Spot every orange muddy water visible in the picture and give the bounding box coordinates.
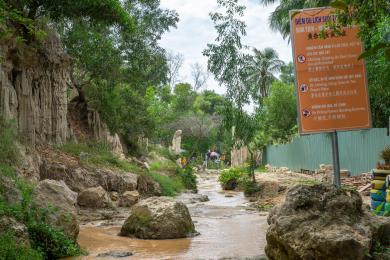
[73,171,268,260]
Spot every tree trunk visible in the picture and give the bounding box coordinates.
[248,148,256,183]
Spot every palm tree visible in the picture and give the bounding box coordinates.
[259,0,331,40]
[247,48,284,101]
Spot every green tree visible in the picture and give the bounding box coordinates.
[247,47,284,101]
[280,62,295,85]
[259,0,331,40]
[193,90,226,115]
[203,0,251,108]
[263,81,298,142]
[172,83,197,113]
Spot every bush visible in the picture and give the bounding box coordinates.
[239,176,261,197]
[177,166,197,191]
[0,232,42,260]
[27,221,83,259]
[218,167,246,190]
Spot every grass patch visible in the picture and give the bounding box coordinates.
[149,172,184,197]
[57,142,145,174]
[149,161,177,173]
[255,165,268,173]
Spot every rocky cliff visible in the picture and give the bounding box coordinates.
[0,30,71,145]
[0,30,125,157]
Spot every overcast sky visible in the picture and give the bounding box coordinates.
[159,0,292,94]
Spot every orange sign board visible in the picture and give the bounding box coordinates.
[290,7,371,134]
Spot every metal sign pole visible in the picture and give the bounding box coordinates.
[331,131,341,188]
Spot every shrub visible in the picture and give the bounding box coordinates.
[177,166,197,191]
[239,176,262,197]
[27,221,83,259]
[218,167,246,190]
[0,232,42,260]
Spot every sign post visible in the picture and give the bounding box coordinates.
[331,131,341,187]
[290,7,372,188]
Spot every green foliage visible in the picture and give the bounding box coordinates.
[0,232,42,260]
[218,167,246,188]
[246,47,284,101]
[149,161,177,173]
[27,221,82,259]
[239,176,262,197]
[371,242,390,260]
[57,142,145,174]
[0,173,82,259]
[203,0,251,107]
[176,166,197,190]
[280,62,295,85]
[149,172,184,197]
[263,81,298,142]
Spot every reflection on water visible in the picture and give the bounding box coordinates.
[73,172,268,260]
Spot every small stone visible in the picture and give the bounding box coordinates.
[225,194,234,198]
[110,192,119,201]
[97,251,133,258]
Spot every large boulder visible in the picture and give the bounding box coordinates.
[77,186,113,208]
[120,197,196,239]
[40,161,138,193]
[119,191,140,207]
[33,179,79,240]
[265,184,390,260]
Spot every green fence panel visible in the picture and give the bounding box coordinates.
[265,128,390,176]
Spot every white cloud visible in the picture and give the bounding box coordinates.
[160,0,291,94]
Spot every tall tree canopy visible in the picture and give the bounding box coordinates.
[247,47,284,102]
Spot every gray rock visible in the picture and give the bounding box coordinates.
[97,251,133,258]
[40,161,138,193]
[119,191,140,207]
[120,196,196,239]
[265,184,390,260]
[33,179,79,240]
[77,186,113,208]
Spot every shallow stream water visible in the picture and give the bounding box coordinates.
[73,171,268,260]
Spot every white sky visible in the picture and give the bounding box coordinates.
[160,0,292,94]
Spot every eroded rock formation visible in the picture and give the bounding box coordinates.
[0,31,71,145]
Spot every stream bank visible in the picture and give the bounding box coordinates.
[72,170,268,260]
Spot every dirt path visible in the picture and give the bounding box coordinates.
[72,171,268,260]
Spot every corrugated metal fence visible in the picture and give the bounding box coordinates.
[264,128,390,176]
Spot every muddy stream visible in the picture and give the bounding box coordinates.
[73,171,268,259]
